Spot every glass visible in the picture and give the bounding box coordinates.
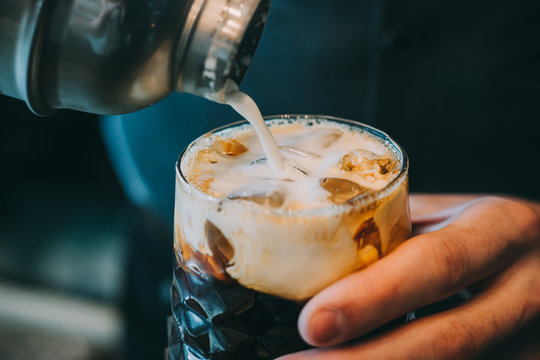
[166,115,411,360]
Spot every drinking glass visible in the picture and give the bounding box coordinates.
[166,115,410,360]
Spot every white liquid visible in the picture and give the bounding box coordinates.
[225,90,284,172]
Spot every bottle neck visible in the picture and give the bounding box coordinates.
[174,0,270,103]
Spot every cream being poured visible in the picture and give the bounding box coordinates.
[225,85,284,173]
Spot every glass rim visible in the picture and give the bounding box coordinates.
[176,114,409,217]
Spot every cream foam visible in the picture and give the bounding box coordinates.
[182,118,400,210]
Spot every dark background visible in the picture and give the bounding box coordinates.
[0,0,539,359]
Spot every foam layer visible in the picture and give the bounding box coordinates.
[182,118,400,210]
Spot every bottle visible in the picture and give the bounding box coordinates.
[0,0,270,115]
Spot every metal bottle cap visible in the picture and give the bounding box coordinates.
[175,0,269,103]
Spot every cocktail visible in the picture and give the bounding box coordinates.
[167,115,410,359]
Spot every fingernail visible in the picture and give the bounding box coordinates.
[307,308,344,344]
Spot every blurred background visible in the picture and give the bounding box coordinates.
[0,0,539,359]
[0,101,127,359]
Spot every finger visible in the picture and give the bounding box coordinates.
[297,197,534,347]
[410,195,481,235]
[411,202,469,235]
[410,193,480,221]
[279,257,536,360]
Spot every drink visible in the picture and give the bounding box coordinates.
[167,115,410,359]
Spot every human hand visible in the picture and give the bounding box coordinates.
[277,195,540,359]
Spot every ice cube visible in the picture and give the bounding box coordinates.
[206,221,235,268]
[179,230,230,281]
[196,149,221,165]
[228,185,285,208]
[249,158,309,177]
[387,220,411,254]
[353,218,381,255]
[341,149,396,175]
[319,177,370,204]
[279,146,320,160]
[376,158,394,175]
[249,157,267,166]
[289,163,309,176]
[213,138,248,156]
[282,129,343,151]
[314,129,343,148]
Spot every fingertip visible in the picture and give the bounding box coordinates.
[298,305,344,346]
[297,304,309,342]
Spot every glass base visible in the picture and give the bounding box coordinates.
[166,264,308,359]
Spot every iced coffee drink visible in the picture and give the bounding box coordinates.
[167,115,410,360]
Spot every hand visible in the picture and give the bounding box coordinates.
[277,195,540,360]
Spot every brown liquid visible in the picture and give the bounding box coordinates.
[168,210,410,359]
